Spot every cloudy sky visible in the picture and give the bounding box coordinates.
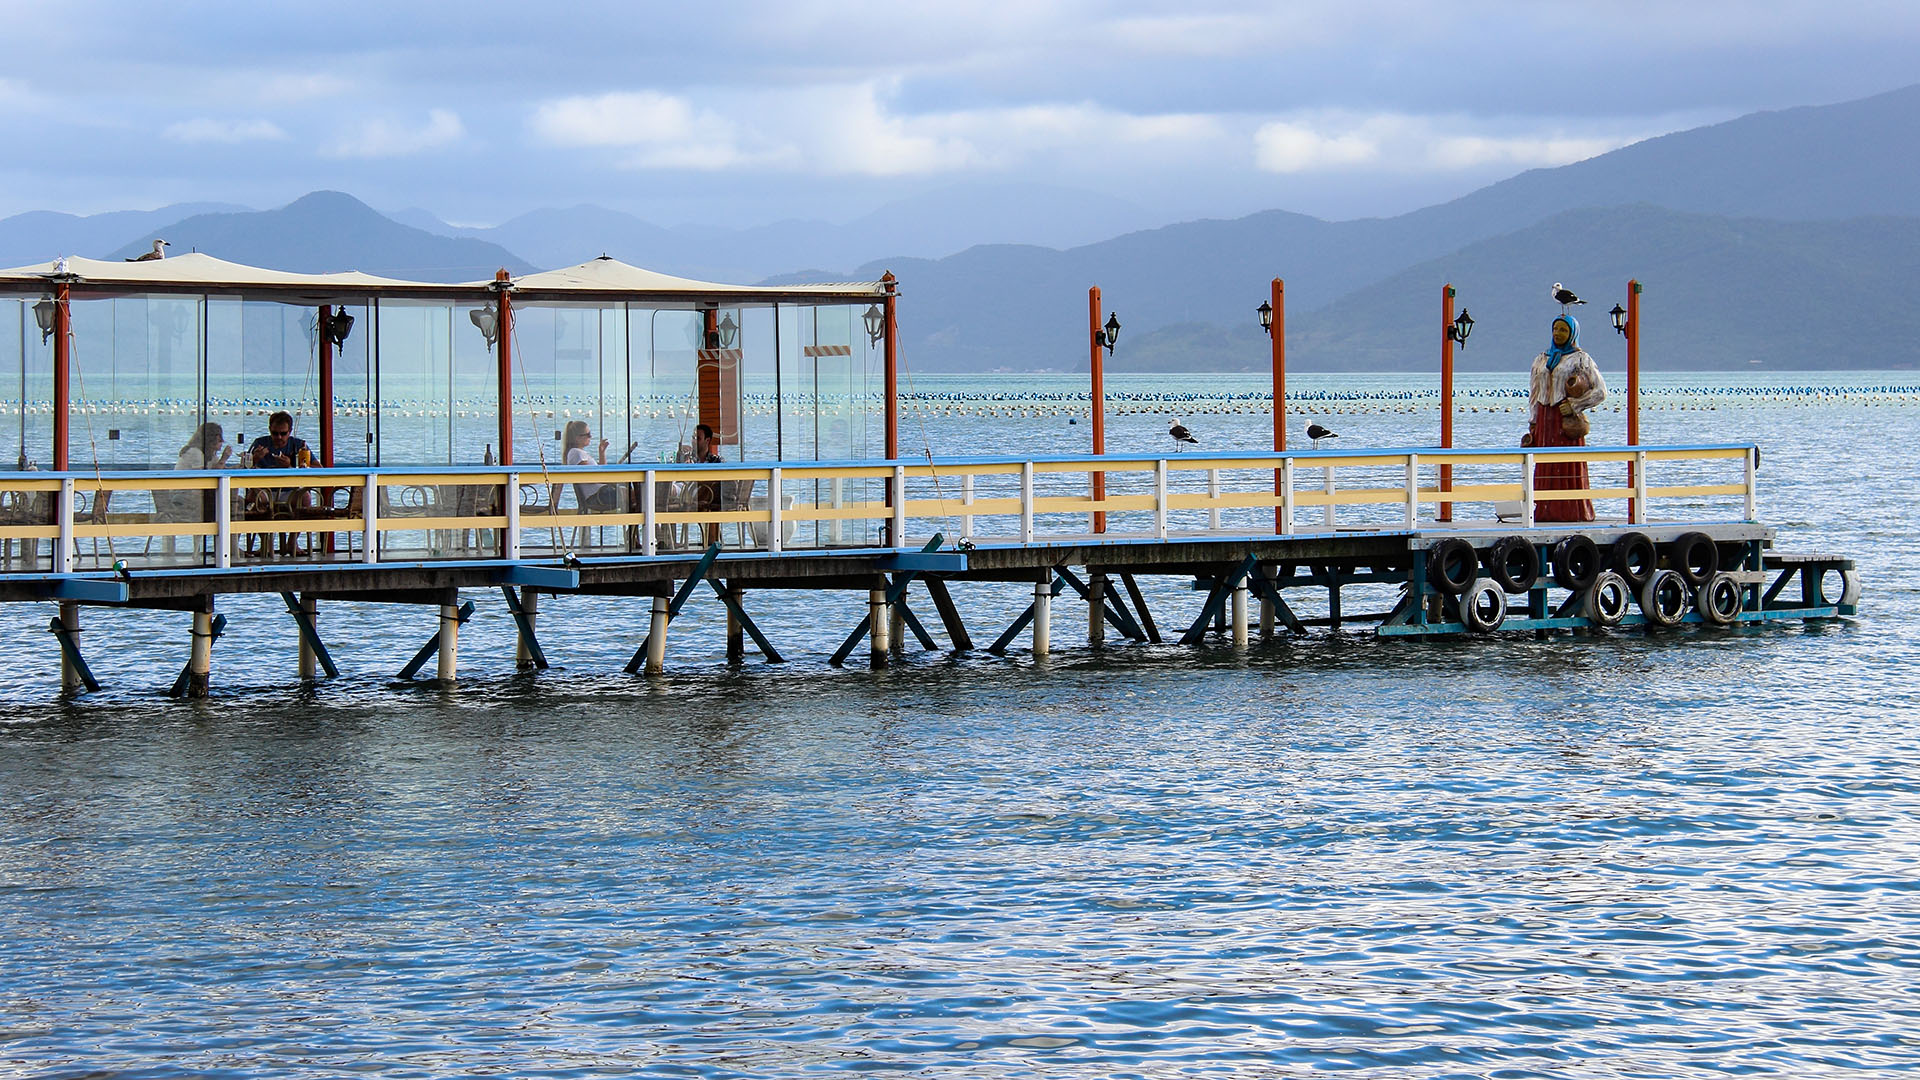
[1,0,1914,228]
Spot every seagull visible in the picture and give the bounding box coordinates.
[1307,423,1338,449]
[1168,419,1199,450]
[128,239,168,262]
[1550,282,1585,308]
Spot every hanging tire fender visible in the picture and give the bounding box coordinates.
[1584,569,1631,627]
[1610,531,1656,589]
[1484,535,1540,594]
[1460,578,1507,633]
[1669,531,1717,587]
[1426,538,1477,596]
[1639,568,1689,628]
[1696,572,1743,626]
[1552,534,1601,591]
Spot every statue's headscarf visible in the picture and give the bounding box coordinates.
[1546,313,1580,372]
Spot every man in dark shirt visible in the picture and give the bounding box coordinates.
[247,411,312,555]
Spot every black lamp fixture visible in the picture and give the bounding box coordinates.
[1609,302,1628,337]
[863,304,884,345]
[1097,312,1120,354]
[469,305,498,347]
[1256,299,1274,337]
[33,298,57,343]
[326,308,355,348]
[716,312,739,349]
[1447,307,1474,348]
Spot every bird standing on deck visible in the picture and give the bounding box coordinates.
[1550,282,1585,309]
[128,239,168,262]
[1168,419,1198,450]
[1307,423,1338,449]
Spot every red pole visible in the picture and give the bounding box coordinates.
[52,280,70,471]
[882,272,899,461]
[1271,277,1285,532]
[318,305,335,467]
[1627,278,1641,520]
[1440,283,1455,521]
[1089,285,1106,534]
[495,270,514,466]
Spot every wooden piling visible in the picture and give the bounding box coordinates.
[645,595,668,675]
[436,601,459,682]
[1089,572,1107,645]
[1258,565,1277,639]
[515,589,539,669]
[1232,574,1250,647]
[726,582,745,663]
[297,594,318,680]
[1032,577,1051,656]
[868,587,890,667]
[58,602,81,691]
[188,608,213,698]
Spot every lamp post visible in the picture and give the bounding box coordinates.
[492,269,515,465]
[1439,286,1473,521]
[51,279,71,470]
[1622,281,1642,518]
[1260,278,1284,532]
[1088,288,1119,533]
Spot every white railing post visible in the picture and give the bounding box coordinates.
[1323,459,1336,529]
[1280,458,1295,535]
[56,478,74,574]
[1744,447,1757,521]
[1633,450,1649,525]
[362,473,379,564]
[504,472,522,560]
[1020,461,1035,544]
[960,473,974,542]
[1405,452,1419,530]
[214,474,232,569]
[641,469,657,556]
[892,464,907,548]
[767,466,782,553]
[1154,459,1169,539]
[1206,467,1220,531]
[1521,453,1536,529]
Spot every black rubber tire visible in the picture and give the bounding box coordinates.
[1551,534,1601,591]
[1640,568,1689,628]
[1696,572,1743,626]
[1426,538,1477,596]
[1610,531,1657,590]
[1584,570,1631,627]
[1484,536,1540,594]
[1460,578,1507,633]
[1669,531,1717,588]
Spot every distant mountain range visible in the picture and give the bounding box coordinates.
[3,82,1916,370]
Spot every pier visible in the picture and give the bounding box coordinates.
[0,442,1857,694]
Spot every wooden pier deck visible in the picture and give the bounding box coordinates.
[0,443,1859,694]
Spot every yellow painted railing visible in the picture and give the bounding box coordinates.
[0,443,1757,572]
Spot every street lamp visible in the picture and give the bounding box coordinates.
[327,309,355,348]
[863,304,884,346]
[1609,303,1628,337]
[1257,299,1274,336]
[1097,312,1120,354]
[33,299,57,344]
[468,305,498,347]
[716,312,738,348]
[1447,308,1474,348]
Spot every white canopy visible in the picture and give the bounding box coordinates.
[0,252,889,306]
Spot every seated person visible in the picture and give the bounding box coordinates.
[246,410,313,555]
[563,419,620,511]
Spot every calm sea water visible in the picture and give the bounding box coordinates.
[3,372,1917,1077]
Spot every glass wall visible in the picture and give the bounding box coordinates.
[205,298,319,469]
[67,295,207,470]
[631,308,701,466]
[0,298,55,470]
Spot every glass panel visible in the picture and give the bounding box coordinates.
[330,303,373,467]
[0,299,55,471]
[632,308,700,465]
[205,299,321,469]
[68,295,208,471]
[374,300,454,466]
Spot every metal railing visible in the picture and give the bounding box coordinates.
[0,443,1758,573]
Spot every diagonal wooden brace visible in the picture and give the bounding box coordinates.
[280,591,340,677]
[499,586,548,670]
[398,601,473,680]
[624,542,722,673]
[706,580,785,663]
[46,615,101,693]
[987,574,1066,655]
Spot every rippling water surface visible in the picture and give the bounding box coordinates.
[3,374,1918,1077]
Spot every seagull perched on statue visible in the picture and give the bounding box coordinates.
[1168,419,1199,450]
[128,239,168,262]
[1307,423,1338,449]
[1550,282,1585,309]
